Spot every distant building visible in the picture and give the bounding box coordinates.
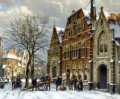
[47,25,62,78]
[3,48,28,79]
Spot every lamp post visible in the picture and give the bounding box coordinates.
[12,67,13,90]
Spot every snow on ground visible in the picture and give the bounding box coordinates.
[0,80,120,99]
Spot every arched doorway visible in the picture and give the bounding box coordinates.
[99,65,107,89]
[53,67,57,78]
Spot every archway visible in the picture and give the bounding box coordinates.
[99,65,107,89]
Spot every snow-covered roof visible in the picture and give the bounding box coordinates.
[115,40,120,46]
[2,65,6,69]
[56,27,64,33]
[104,11,119,20]
[118,60,120,64]
[3,54,18,60]
[110,59,115,63]
[4,50,24,61]
[0,77,5,83]
[83,10,90,17]
[109,23,120,38]
[103,11,120,38]
[18,62,21,66]
[58,60,61,63]
[56,27,64,43]
[88,60,93,63]
[18,57,22,61]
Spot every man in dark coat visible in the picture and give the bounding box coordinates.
[80,78,83,91]
[69,77,74,90]
[46,75,51,90]
[56,76,62,91]
[16,75,21,87]
[74,76,77,90]
[32,78,37,91]
[78,76,83,91]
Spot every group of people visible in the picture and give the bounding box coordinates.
[32,76,51,91]
[12,75,22,89]
[32,75,83,91]
[69,76,83,91]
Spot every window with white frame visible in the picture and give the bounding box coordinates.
[77,20,81,34]
[81,42,87,58]
[71,43,78,58]
[66,45,70,59]
[68,25,72,37]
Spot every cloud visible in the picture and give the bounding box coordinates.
[0,6,32,29]
[97,0,120,12]
[0,0,15,7]
[19,0,88,27]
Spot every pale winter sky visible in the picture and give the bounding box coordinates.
[0,0,120,61]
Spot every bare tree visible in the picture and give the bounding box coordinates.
[7,14,49,87]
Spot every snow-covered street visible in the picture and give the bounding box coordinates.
[0,81,120,99]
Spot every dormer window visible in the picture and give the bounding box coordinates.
[77,20,81,35]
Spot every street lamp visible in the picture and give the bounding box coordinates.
[12,67,13,81]
[12,67,13,90]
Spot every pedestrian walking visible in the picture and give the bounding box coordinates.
[74,76,77,90]
[32,78,37,91]
[56,76,62,91]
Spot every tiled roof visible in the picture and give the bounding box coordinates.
[7,50,16,55]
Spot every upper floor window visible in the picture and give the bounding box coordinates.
[66,45,70,59]
[83,18,85,31]
[81,42,87,58]
[68,26,72,37]
[98,33,107,56]
[77,20,81,34]
[71,43,78,58]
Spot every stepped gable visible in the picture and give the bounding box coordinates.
[50,25,60,44]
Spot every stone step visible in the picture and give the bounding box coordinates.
[96,89,107,93]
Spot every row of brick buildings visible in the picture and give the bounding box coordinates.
[47,1,120,94]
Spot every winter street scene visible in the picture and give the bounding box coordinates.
[0,0,120,99]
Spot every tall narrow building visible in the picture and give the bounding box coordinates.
[62,8,94,89]
[93,7,120,94]
[47,25,62,78]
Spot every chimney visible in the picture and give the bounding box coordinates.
[14,48,16,53]
[90,0,96,20]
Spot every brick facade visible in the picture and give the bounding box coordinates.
[62,9,94,88]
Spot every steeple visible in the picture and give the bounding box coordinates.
[51,24,60,44]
